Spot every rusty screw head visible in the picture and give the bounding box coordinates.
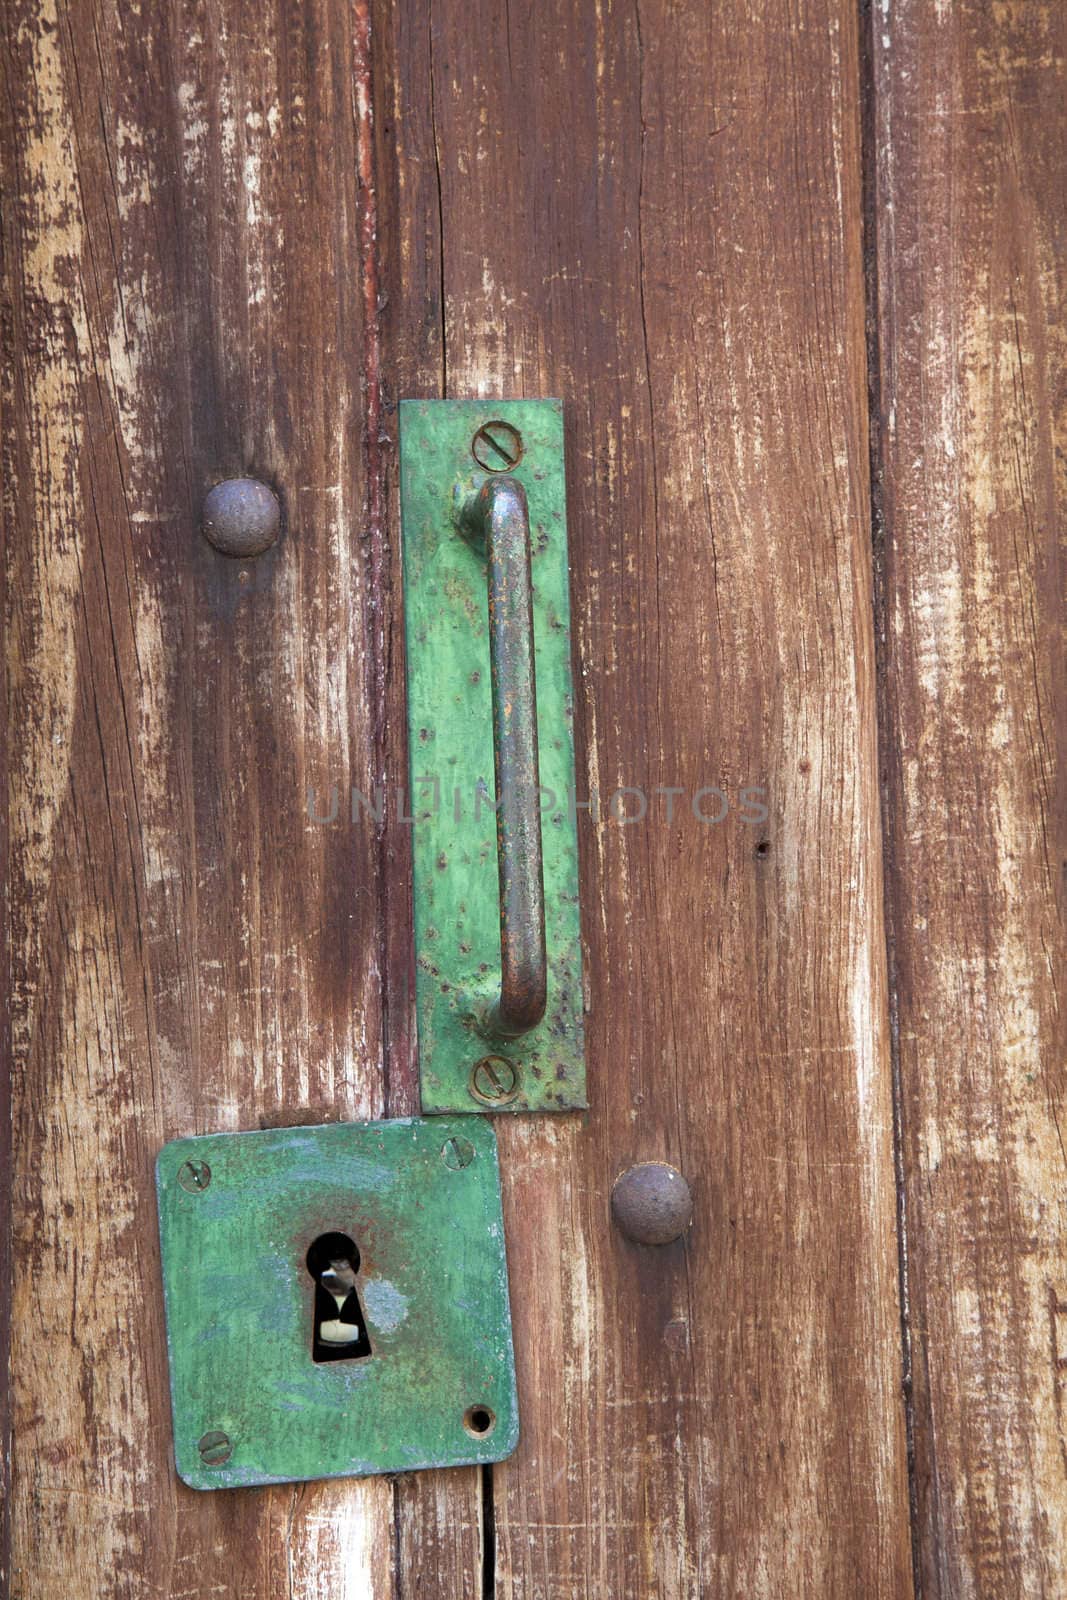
[441,1135,476,1170]
[177,1159,211,1193]
[197,1430,232,1466]
[201,477,281,557]
[611,1162,693,1245]
[469,1055,520,1106]
[471,420,523,472]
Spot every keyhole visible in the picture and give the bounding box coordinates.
[306,1232,373,1363]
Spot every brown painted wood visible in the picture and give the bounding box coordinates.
[1,294,10,1594]
[1,0,402,1593]
[366,2,489,1587]
[374,0,914,1593]
[13,0,1061,1592]
[869,2,1067,1594]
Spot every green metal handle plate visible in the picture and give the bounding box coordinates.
[400,399,586,1114]
[157,1117,518,1488]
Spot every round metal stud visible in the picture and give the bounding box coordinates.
[201,477,281,557]
[611,1162,693,1245]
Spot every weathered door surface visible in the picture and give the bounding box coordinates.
[2,0,1062,1594]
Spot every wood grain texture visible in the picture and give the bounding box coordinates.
[12,0,1061,1591]
[870,1,1067,1594]
[2,0,401,1592]
[375,0,913,1593]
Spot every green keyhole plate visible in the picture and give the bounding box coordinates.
[157,1117,518,1488]
[400,399,586,1114]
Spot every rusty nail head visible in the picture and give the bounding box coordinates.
[611,1162,693,1245]
[201,477,281,557]
[198,1430,232,1466]
[469,1055,520,1105]
[178,1159,211,1193]
[472,420,523,472]
[442,1135,476,1169]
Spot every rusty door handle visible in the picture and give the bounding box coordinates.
[459,476,547,1037]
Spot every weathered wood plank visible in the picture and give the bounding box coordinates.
[369,2,488,1586]
[870,2,1067,1594]
[2,0,400,1592]
[376,0,913,1593]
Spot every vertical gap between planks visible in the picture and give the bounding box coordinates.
[480,1463,496,1598]
[857,1,922,1594]
[352,3,409,1588]
[351,0,392,1108]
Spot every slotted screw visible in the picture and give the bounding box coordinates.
[178,1159,212,1193]
[442,1135,476,1169]
[197,1430,232,1466]
[471,420,523,472]
[469,1055,520,1106]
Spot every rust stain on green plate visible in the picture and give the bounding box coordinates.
[399,399,586,1114]
[157,1117,518,1488]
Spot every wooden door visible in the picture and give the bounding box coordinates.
[2,0,1062,1595]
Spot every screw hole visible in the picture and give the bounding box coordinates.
[463,1405,496,1438]
[755,839,771,859]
